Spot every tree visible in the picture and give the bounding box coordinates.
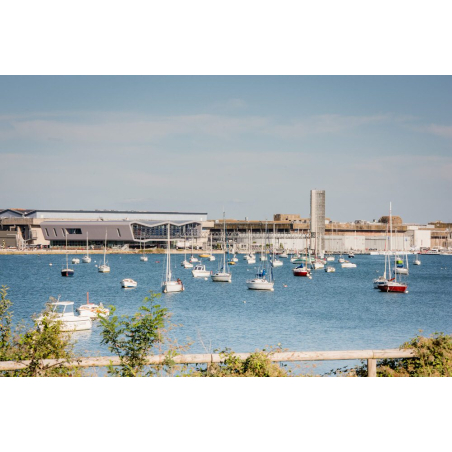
[99,291,172,377]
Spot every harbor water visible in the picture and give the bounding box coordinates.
[1,253,451,375]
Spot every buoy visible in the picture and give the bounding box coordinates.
[49,263,52,266]
[204,277,208,280]
[283,284,287,287]
[243,301,246,303]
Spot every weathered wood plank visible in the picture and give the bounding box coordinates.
[0,349,416,372]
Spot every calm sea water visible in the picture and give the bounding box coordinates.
[1,253,451,374]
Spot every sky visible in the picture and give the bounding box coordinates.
[1,75,451,223]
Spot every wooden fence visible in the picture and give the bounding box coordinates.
[0,348,416,376]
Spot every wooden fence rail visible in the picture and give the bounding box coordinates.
[0,349,416,376]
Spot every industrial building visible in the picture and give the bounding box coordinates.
[310,189,326,253]
[0,209,208,249]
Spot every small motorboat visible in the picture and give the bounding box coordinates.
[121,278,137,288]
[208,255,216,261]
[247,257,256,264]
[326,256,335,262]
[325,266,336,273]
[348,253,355,258]
[36,299,92,332]
[199,253,210,258]
[140,255,148,262]
[228,260,236,265]
[341,261,357,268]
[192,264,211,278]
[232,255,238,262]
[72,258,80,264]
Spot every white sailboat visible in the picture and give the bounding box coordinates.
[77,292,109,318]
[271,225,283,267]
[413,253,421,265]
[181,234,193,268]
[98,230,110,273]
[82,232,91,263]
[162,225,184,293]
[247,223,275,291]
[189,229,198,263]
[212,211,232,282]
[208,234,216,261]
[140,240,148,262]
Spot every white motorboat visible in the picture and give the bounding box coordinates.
[232,255,238,262]
[326,256,335,262]
[140,255,148,262]
[247,257,256,264]
[162,227,184,293]
[325,266,336,273]
[341,261,357,268]
[82,232,91,263]
[279,252,288,258]
[192,263,211,278]
[348,252,355,258]
[72,258,80,264]
[98,230,110,273]
[77,293,109,318]
[211,211,232,283]
[394,267,409,275]
[121,278,138,288]
[36,300,92,332]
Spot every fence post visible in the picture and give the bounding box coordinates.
[367,358,377,377]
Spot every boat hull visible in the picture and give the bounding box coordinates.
[82,256,91,263]
[192,270,211,278]
[293,268,310,277]
[246,279,274,290]
[378,283,408,293]
[61,269,74,277]
[211,273,232,282]
[162,281,184,293]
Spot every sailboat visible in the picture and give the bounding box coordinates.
[208,234,216,261]
[61,232,74,277]
[293,238,312,277]
[270,224,283,267]
[247,223,275,290]
[413,253,421,265]
[82,232,91,263]
[374,224,389,289]
[162,225,184,293]
[189,229,199,263]
[212,211,232,282]
[376,203,408,293]
[98,230,110,273]
[77,292,109,318]
[394,232,408,274]
[140,240,148,262]
[181,234,193,268]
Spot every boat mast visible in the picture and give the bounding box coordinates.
[167,224,170,282]
[66,231,68,268]
[86,232,89,256]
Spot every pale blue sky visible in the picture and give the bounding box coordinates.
[1,76,451,222]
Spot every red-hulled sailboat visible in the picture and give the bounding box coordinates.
[378,278,408,293]
[293,265,311,277]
